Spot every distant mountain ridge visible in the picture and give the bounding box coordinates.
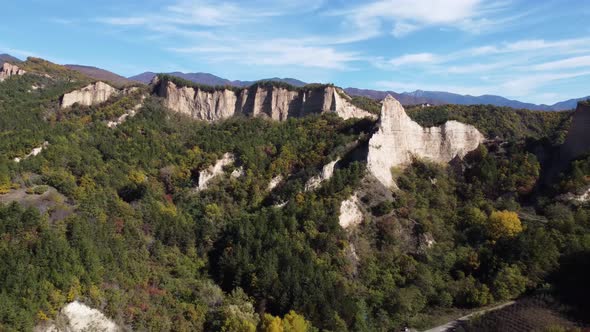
[0,54,22,64]
[0,52,585,111]
[344,88,588,111]
[64,64,133,87]
[128,71,306,88]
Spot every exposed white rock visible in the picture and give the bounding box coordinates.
[231,166,244,178]
[38,301,119,332]
[332,88,377,120]
[305,158,340,191]
[107,101,143,128]
[559,187,590,203]
[197,153,235,191]
[156,80,376,122]
[339,194,363,229]
[0,62,26,82]
[367,95,484,188]
[273,201,288,208]
[13,141,49,163]
[577,189,590,202]
[268,175,284,191]
[60,82,119,108]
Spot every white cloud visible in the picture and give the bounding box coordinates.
[171,40,360,70]
[388,53,438,66]
[532,55,590,71]
[391,22,419,37]
[100,0,325,27]
[334,0,511,39]
[498,71,590,96]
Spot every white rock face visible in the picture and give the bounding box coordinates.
[0,62,26,82]
[367,95,484,188]
[305,158,340,191]
[156,80,376,122]
[60,82,119,108]
[332,88,377,120]
[267,175,284,191]
[197,153,235,190]
[339,195,363,229]
[13,141,49,163]
[39,301,119,332]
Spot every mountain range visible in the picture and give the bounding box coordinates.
[1,53,586,111]
[128,71,307,88]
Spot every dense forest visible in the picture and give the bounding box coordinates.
[0,59,588,331]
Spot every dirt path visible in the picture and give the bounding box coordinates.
[421,301,516,332]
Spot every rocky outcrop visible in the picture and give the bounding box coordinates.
[268,175,283,191]
[367,95,484,188]
[0,62,25,81]
[36,301,119,332]
[107,97,145,128]
[60,81,119,108]
[13,141,49,163]
[339,194,363,229]
[197,153,235,191]
[305,158,340,191]
[154,79,376,122]
[560,101,590,164]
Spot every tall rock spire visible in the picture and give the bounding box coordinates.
[367,95,485,188]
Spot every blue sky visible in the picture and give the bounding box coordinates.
[2,0,590,104]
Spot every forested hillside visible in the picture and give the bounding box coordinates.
[0,59,588,331]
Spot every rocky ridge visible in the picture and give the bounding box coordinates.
[367,95,484,188]
[0,62,26,82]
[154,78,376,122]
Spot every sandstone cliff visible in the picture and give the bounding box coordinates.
[367,95,484,188]
[154,78,376,122]
[560,101,590,164]
[0,62,26,82]
[60,81,119,108]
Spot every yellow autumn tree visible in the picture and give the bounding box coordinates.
[259,311,311,332]
[283,311,311,332]
[488,210,523,240]
[260,313,283,332]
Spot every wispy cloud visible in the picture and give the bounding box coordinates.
[170,40,361,70]
[99,0,324,27]
[532,55,590,71]
[333,0,513,38]
[387,53,439,67]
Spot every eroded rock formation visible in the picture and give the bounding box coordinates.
[268,175,283,191]
[197,153,235,191]
[367,95,484,188]
[339,194,363,229]
[560,101,590,164]
[60,81,119,108]
[154,79,376,122]
[305,158,340,191]
[0,62,26,81]
[13,141,49,163]
[37,301,119,332]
